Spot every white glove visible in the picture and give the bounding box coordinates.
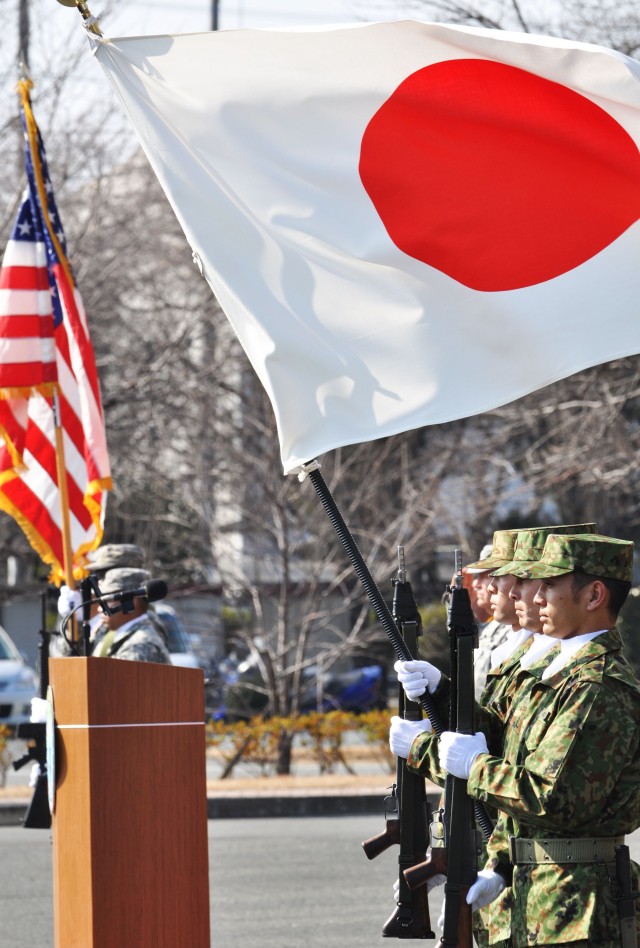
[30,696,48,723]
[28,762,42,788]
[425,871,446,893]
[439,730,489,779]
[389,715,433,758]
[466,869,506,911]
[437,867,506,929]
[394,659,442,700]
[393,869,446,901]
[57,584,82,618]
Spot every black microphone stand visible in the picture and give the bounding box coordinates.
[80,575,97,656]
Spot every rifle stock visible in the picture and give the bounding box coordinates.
[382,865,432,939]
[435,886,473,948]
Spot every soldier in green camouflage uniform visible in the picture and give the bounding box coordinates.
[394,525,598,779]
[437,534,640,947]
[482,524,596,724]
[395,526,597,945]
[90,567,171,664]
[394,530,537,811]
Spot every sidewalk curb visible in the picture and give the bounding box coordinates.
[0,791,442,825]
[0,801,31,827]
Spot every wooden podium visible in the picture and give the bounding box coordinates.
[49,657,210,948]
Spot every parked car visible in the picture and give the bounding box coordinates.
[214,652,386,721]
[152,604,201,670]
[0,625,38,729]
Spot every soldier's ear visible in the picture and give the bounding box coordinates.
[585,580,607,612]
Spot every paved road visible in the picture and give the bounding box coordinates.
[0,814,440,948]
[2,817,639,947]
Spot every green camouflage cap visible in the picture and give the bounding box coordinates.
[466,543,494,574]
[515,534,634,582]
[466,527,534,571]
[491,523,597,577]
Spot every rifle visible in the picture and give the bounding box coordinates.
[13,589,52,829]
[304,466,493,943]
[433,553,478,947]
[362,547,434,939]
[401,557,497,947]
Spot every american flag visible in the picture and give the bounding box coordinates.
[0,81,111,583]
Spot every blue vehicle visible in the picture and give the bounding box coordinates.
[210,654,386,721]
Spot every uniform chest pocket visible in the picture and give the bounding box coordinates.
[523,708,554,754]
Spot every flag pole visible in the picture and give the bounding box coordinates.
[52,392,76,593]
[17,78,78,622]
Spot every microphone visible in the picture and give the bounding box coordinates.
[61,579,169,647]
[99,579,168,605]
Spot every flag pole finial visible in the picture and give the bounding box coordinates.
[17,60,31,83]
[56,0,102,37]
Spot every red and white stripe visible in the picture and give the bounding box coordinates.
[0,229,56,393]
[0,211,111,581]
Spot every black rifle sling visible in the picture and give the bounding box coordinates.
[441,580,477,947]
[396,614,428,925]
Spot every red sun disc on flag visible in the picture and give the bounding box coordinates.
[359,59,640,292]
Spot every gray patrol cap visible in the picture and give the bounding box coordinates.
[88,544,146,575]
[99,567,151,596]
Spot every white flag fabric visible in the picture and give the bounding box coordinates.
[93,21,640,473]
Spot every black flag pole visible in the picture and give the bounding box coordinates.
[300,459,446,730]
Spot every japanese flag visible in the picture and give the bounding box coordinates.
[94,21,640,472]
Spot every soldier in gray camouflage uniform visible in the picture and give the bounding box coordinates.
[90,567,171,664]
[53,543,156,657]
